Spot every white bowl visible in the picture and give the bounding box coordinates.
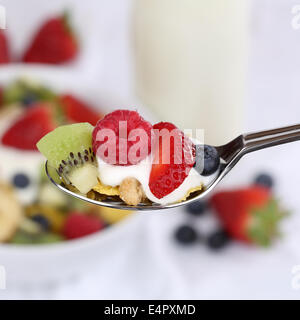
[0,65,144,286]
[0,215,142,287]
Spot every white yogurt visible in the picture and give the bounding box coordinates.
[97,152,217,205]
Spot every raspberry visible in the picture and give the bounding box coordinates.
[149,122,195,199]
[92,109,152,166]
[63,212,104,240]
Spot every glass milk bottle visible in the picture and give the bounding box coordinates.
[133,0,248,145]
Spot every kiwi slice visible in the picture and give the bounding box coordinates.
[37,123,99,194]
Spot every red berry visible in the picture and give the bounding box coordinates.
[63,212,104,240]
[1,103,56,150]
[92,109,152,166]
[60,94,102,126]
[0,30,10,64]
[210,187,286,246]
[149,122,195,199]
[22,14,78,64]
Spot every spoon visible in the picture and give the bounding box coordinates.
[45,123,300,211]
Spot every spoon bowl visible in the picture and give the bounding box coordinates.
[45,160,222,211]
[45,124,300,211]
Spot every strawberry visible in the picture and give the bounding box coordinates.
[60,94,102,126]
[0,30,10,64]
[149,122,195,199]
[22,12,78,64]
[210,187,287,246]
[1,103,56,150]
[63,212,104,240]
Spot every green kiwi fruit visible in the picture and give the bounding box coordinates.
[37,122,99,194]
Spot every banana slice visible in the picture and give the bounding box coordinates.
[0,183,23,242]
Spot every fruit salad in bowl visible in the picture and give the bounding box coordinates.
[37,109,221,207]
[0,78,134,246]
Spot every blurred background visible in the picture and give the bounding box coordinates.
[0,0,300,299]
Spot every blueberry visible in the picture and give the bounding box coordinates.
[174,225,198,245]
[12,173,30,189]
[194,145,220,176]
[254,173,274,189]
[186,200,208,216]
[31,214,50,231]
[22,92,38,106]
[206,230,230,251]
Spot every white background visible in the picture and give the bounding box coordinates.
[1,0,300,299]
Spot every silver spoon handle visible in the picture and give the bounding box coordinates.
[243,123,300,153]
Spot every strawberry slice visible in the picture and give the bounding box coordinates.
[1,103,56,150]
[60,94,102,126]
[210,187,287,246]
[0,30,10,64]
[149,122,195,199]
[22,12,78,64]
